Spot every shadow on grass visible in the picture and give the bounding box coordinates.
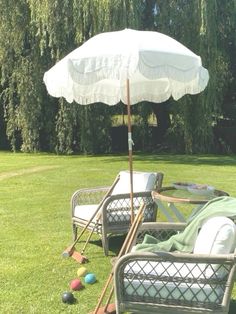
[90,153,236,167]
[88,234,127,256]
[108,234,127,255]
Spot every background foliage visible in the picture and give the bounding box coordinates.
[0,0,236,154]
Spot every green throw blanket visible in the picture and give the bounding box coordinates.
[134,196,236,253]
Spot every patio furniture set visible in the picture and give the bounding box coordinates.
[67,171,236,314]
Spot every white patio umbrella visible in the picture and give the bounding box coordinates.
[43,28,209,222]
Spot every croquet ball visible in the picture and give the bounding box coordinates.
[61,291,75,304]
[70,278,83,291]
[77,266,87,277]
[84,273,96,284]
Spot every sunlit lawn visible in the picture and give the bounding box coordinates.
[1,151,236,313]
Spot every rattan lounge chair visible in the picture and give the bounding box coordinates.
[114,215,236,314]
[71,170,164,255]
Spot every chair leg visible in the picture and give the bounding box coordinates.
[102,233,109,256]
[72,223,78,241]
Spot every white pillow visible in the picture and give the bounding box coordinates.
[194,216,236,254]
[111,171,157,195]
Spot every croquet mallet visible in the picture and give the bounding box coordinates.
[91,202,145,314]
[62,174,120,263]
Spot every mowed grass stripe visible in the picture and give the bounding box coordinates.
[0,165,59,181]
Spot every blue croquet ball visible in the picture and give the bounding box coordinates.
[84,273,96,284]
[61,291,75,304]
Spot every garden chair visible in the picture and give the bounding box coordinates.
[114,197,236,314]
[71,170,164,256]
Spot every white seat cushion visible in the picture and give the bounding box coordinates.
[194,216,236,254]
[111,171,157,195]
[74,204,141,223]
[193,216,236,278]
[124,278,223,304]
[124,260,223,303]
[74,204,99,222]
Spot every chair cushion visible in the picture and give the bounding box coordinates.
[74,204,100,222]
[124,259,224,304]
[111,171,157,195]
[193,216,236,254]
[124,280,222,304]
[74,204,141,223]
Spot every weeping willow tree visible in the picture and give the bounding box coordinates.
[215,0,236,128]
[169,0,219,153]
[0,0,43,151]
[28,0,144,154]
[155,0,233,153]
[0,0,144,153]
[0,1,235,153]
[189,0,218,153]
[185,0,233,153]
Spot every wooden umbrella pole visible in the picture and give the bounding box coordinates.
[92,203,145,314]
[126,78,134,224]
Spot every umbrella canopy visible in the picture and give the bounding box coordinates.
[43,28,209,106]
[43,28,209,222]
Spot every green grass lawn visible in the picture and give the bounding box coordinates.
[1,151,236,313]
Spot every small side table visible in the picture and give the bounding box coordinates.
[152,186,229,222]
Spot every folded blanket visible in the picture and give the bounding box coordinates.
[134,196,236,253]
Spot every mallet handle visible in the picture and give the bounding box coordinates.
[63,174,120,256]
[93,203,145,314]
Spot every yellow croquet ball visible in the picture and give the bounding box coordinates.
[77,266,87,277]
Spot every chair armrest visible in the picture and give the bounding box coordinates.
[116,250,236,266]
[130,221,186,248]
[71,186,110,214]
[102,191,154,203]
[101,191,157,226]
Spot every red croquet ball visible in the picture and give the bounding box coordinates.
[70,278,83,291]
